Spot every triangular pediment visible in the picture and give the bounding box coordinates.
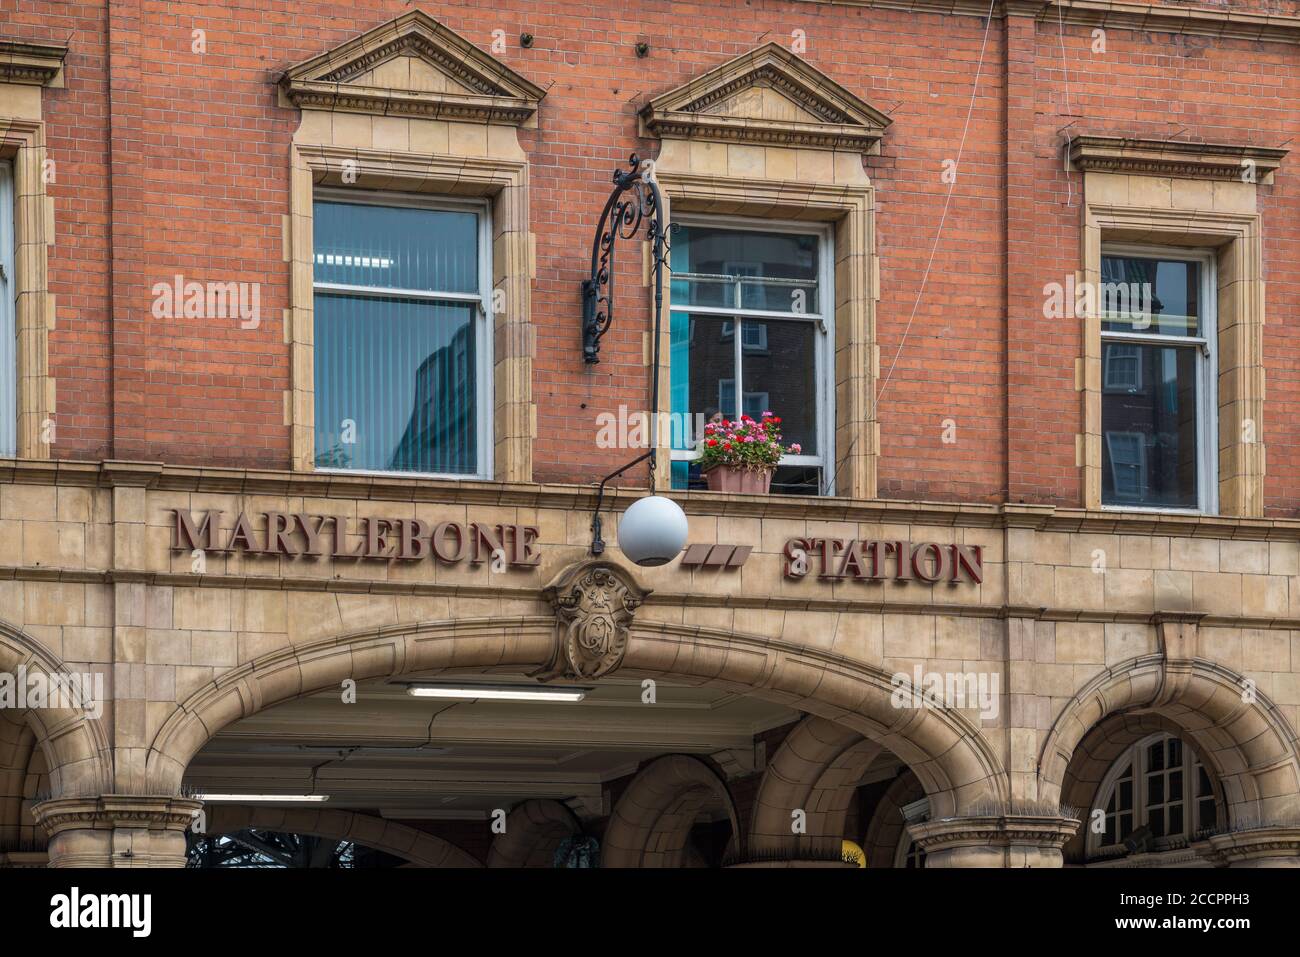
[281,11,545,125]
[640,43,890,152]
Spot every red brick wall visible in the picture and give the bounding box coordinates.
[8,0,1300,512]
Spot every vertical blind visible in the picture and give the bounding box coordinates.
[312,199,481,475]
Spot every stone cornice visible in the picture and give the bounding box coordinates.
[794,1,1300,45]
[9,457,1300,541]
[909,813,1082,850]
[0,39,67,87]
[283,81,538,125]
[280,10,545,126]
[640,42,891,152]
[1199,825,1300,865]
[1068,134,1288,183]
[31,795,203,835]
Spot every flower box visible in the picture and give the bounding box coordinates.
[696,411,800,494]
[704,465,773,494]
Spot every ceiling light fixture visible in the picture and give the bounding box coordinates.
[194,793,329,803]
[405,684,589,702]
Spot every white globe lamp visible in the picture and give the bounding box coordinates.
[617,495,688,567]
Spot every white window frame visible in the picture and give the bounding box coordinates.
[669,215,835,492]
[1102,343,1142,392]
[1100,244,1217,515]
[0,162,14,457]
[1086,732,1223,861]
[1104,430,1147,502]
[310,188,494,481]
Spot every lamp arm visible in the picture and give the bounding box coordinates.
[589,449,653,556]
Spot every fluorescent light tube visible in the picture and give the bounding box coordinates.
[194,794,329,803]
[405,684,587,702]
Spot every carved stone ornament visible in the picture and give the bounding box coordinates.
[279,10,545,125]
[542,561,649,679]
[0,40,67,87]
[1067,134,1288,184]
[31,795,203,836]
[639,41,891,152]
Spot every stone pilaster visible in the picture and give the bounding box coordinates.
[908,813,1080,868]
[31,795,202,868]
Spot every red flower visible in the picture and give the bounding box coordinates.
[707,438,718,447]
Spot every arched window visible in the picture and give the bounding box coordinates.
[894,837,926,869]
[1088,733,1222,859]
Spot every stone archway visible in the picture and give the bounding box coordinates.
[0,711,36,848]
[146,615,1007,817]
[863,771,926,868]
[0,620,112,801]
[202,805,480,867]
[487,799,582,868]
[1039,653,1300,832]
[602,754,739,868]
[117,559,1012,868]
[748,715,882,861]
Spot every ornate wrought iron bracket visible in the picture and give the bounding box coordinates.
[581,155,675,555]
[581,154,671,365]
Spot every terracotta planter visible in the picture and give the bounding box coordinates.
[704,466,773,494]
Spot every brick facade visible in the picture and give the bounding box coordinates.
[3,0,1294,508]
[4,1,1300,871]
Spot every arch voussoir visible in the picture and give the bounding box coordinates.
[1040,656,1300,829]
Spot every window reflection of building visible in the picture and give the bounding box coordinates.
[388,321,476,473]
[1099,249,1211,511]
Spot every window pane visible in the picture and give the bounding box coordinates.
[1119,779,1132,809]
[740,319,817,456]
[1101,255,1201,336]
[1102,344,1199,508]
[771,465,822,496]
[1148,741,1165,771]
[313,201,478,293]
[1149,808,1165,838]
[1168,804,1183,836]
[1198,766,1212,798]
[1200,798,1217,831]
[1168,738,1182,767]
[314,293,477,474]
[676,315,736,421]
[673,226,819,314]
[1147,774,1164,805]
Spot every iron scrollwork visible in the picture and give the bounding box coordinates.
[581,154,672,364]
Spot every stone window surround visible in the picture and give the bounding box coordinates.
[0,40,64,462]
[640,42,887,499]
[281,11,541,483]
[652,168,878,498]
[1074,140,1274,518]
[287,141,533,482]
